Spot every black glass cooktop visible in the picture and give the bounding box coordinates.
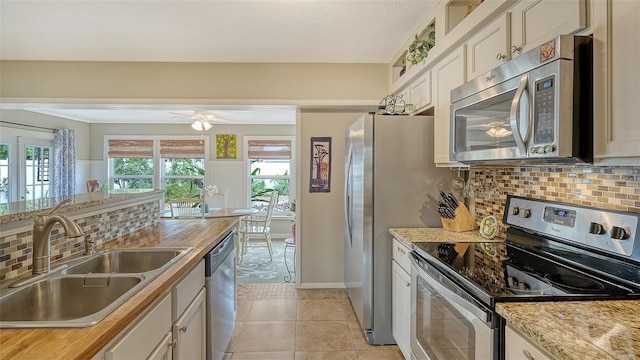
[412,236,640,307]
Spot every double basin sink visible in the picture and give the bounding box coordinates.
[0,247,192,328]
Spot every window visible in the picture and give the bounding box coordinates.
[0,144,10,211]
[246,137,295,212]
[106,137,207,204]
[25,144,51,201]
[160,139,205,201]
[108,139,154,191]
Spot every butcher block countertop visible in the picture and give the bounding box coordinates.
[497,300,640,360]
[389,227,504,245]
[0,218,238,360]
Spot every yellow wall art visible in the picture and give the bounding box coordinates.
[216,134,237,159]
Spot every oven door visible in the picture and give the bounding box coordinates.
[451,73,531,163]
[410,254,497,360]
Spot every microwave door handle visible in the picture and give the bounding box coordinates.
[509,74,529,156]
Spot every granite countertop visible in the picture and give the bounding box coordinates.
[0,190,164,224]
[389,227,504,244]
[0,218,238,360]
[497,300,640,360]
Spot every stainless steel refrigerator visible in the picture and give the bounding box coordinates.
[344,114,454,345]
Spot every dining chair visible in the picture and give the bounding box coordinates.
[208,187,228,211]
[169,197,205,218]
[238,191,279,262]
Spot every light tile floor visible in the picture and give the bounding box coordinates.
[225,283,404,360]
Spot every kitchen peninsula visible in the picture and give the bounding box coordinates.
[0,217,237,359]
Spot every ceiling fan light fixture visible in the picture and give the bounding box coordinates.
[191,119,212,131]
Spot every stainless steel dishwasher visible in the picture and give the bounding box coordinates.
[204,230,236,360]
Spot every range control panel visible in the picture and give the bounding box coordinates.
[504,196,639,259]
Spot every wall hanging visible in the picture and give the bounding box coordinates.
[309,137,331,193]
[216,134,237,159]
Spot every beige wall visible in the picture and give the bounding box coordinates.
[298,110,361,286]
[0,109,91,160]
[0,61,388,101]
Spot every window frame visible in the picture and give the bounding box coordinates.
[104,135,209,197]
[244,136,295,215]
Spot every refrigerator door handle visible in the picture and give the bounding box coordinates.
[344,146,353,246]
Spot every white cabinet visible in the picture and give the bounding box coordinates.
[173,288,207,360]
[592,0,640,164]
[410,70,432,111]
[105,294,172,360]
[505,325,555,360]
[466,14,510,80]
[147,332,174,360]
[391,238,412,360]
[509,0,586,57]
[172,260,206,360]
[433,46,466,167]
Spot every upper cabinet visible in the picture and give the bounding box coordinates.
[465,14,510,80]
[509,0,587,57]
[592,0,640,164]
[433,46,466,167]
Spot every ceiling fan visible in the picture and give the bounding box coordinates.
[169,110,229,131]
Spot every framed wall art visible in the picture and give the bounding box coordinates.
[216,134,237,159]
[309,137,331,193]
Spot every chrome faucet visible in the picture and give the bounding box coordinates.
[32,199,84,274]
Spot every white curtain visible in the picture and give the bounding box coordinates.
[53,128,76,197]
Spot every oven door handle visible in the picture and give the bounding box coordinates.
[411,255,493,326]
[509,74,530,156]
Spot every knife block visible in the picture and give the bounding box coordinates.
[441,203,478,232]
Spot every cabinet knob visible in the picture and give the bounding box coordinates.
[180,325,188,333]
[511,45,522,54]
[522,349,534,360]
[496,53,507,61]
[171,339,178,348]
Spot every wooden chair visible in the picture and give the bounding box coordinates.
[169,197,205,218]
[238,191,279,262]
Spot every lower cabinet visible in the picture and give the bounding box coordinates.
[505,325,555,360]
[102,259,206,360]
[105,294,172,360]
[172,288,207,359]
[391,238,412,360]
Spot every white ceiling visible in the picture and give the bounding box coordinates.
[1,0,439,124]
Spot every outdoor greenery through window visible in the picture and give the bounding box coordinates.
[247,138,294,212]
[107,138,207,205]
[0,144,9,214]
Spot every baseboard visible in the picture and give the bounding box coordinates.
[299,282,346,289]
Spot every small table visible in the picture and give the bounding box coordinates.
[284,237,296,283]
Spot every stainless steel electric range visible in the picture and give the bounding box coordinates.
[410,195,640,360]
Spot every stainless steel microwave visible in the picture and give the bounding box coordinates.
[450,35,593,164]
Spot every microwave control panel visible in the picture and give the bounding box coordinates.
[532,75,556,153]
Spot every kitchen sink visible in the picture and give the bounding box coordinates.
[64,248,187,274]
[0,247,193,328]
[0,274,144,327]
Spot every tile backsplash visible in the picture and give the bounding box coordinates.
[0,201,160,282]
[468,166,639,238]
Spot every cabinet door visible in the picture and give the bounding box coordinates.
[433,46,466,166]
[593,0,640,163]
[105,294,172,360]
[410,70,432,111]
[505,325,554,360]
[466,14,510,80]
[173,288,207,360]
[147,332,174,360]
[510,0,586,57]
[392,260,411,360]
